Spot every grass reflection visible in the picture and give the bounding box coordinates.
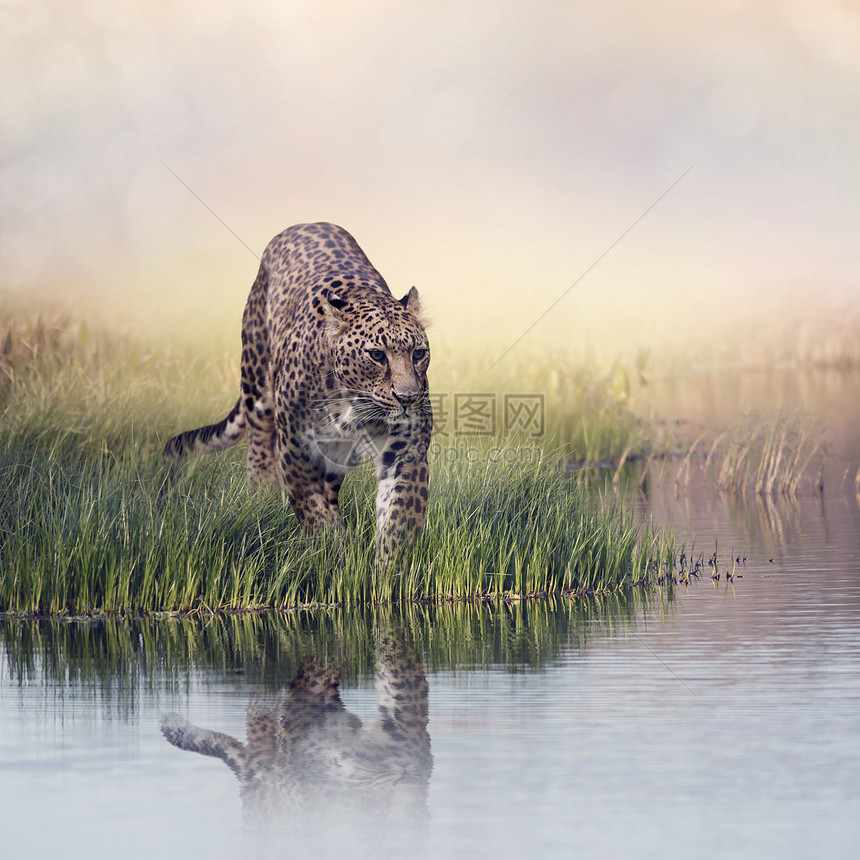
[1,592,675,707]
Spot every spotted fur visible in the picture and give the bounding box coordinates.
[161,628,432,824]
[164,223,432,565]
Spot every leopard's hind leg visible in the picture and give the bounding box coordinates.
[243,390,277,485]
[240,265,278,486]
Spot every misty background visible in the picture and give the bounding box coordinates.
[3,0,859,352]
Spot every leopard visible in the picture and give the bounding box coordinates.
[163,222,432,565]
[160,627,432,829]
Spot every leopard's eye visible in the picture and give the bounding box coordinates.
[412,348,428,362]
[368,348,386,363]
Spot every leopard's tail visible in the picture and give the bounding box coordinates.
[163,398,246,461]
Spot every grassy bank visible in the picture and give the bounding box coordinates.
[0,443,672,615]
[6,297,853,617]
[0,310,673,616]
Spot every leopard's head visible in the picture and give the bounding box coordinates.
[322,286,430,425]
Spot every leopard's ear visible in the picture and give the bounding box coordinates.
[399,286,420,315]
[400,286,429,328]
[324,289,349,312]
[322,289,349,337]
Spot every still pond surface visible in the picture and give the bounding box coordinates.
[2,375,859,859]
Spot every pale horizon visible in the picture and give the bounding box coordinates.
[3,0,859,354]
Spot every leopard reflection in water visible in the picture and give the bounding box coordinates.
[161,629,432,827]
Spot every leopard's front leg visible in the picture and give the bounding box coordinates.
[373,431,430,572]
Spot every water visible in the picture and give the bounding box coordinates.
[2,411,859,857]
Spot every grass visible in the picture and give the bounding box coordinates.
[0,442,672,615]
[0,303,653,466]
[0,310,674,616]
[3,297,855,617]
[667,414,828,497]
[433,340,648,467]
[711,416,826,496]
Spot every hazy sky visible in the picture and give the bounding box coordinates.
[3,0,859,344]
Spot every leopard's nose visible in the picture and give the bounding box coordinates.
[393,386,423,405]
